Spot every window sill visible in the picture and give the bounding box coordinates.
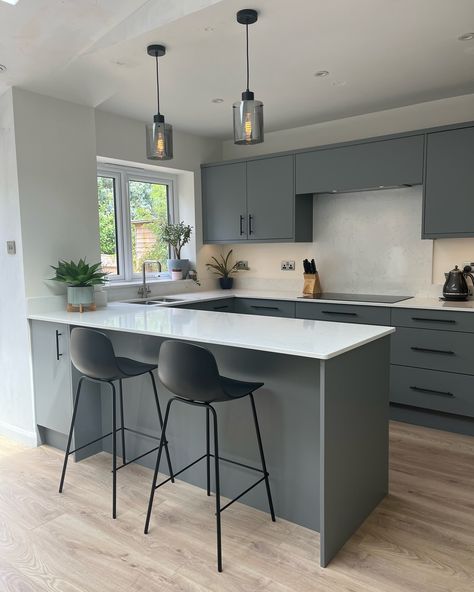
[105,278,196,290]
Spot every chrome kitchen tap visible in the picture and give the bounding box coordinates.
[138,260,162,298]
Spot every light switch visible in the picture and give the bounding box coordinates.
[6,241,16,255]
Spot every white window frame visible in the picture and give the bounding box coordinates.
[97,163,177,282]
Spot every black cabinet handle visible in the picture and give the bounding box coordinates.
[251,305,280,311]
[213,305,230,310]
[410,386,454,398]
[55,330,63,361]
[410,346,455,355]
[322,310,358,317]
[411,317,456,324]
[248,214,253,235]
[239,215,245,236]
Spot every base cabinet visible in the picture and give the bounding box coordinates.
[31,320,73,434]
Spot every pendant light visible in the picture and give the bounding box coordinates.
[146,44,173,160]
[233,9,264,145]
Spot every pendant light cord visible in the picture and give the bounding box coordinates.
[246,23,250,92]
[155,54,160,115]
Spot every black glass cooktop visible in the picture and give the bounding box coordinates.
[298,293,412,304]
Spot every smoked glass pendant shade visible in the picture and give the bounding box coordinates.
[233,92,264,145]
[146,116,173,160]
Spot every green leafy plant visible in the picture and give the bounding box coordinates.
[50,259,108,287]
[206,250,239,278]
[160,221,192,259]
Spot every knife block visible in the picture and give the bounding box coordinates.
[303,273,322,296]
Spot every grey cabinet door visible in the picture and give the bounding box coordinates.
[247,155,294,240]
[202,162,247,243]
[31,321,73,434]
[295,135,424,194]
[423,126,474,237]
[234,298,296,318]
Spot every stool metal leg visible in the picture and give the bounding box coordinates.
[111,382,117,519]
[144,398,173,534]
[119,379,126,464]
[59,376,85,493]
[249,393,276,522]
[209,405,222,572]
[206,407,211,496]
[149,371,174,483]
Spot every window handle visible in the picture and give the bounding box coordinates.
[55,330,63,361]
[409,386,454,398]
[410,346,455,355]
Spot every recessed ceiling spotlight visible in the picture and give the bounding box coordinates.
[204,26,215,32]
[458,32,474,41]
[212,98,224,103]
[0,64,7,72]
[314,70,329,77]
[331,80,347,87]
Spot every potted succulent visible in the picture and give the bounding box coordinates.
[206,250,239,289]
[50,258,108,311]
[161,221,192,278]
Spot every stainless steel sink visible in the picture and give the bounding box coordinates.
[123,298,181,305]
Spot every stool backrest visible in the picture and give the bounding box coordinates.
[70,327,121,380]
[158,340,224,402]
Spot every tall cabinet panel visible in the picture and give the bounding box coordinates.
[202,162,247,243]
[423,126,474,238]
[247,155,295,240]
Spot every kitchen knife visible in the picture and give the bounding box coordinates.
[310,259,317,274]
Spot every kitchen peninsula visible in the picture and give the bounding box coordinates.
[28,300,393,567]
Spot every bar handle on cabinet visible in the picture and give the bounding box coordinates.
[55,330,63,361]
[239,215,245,236]
[213,305,230,310]
[248,214,253,235]
[322,310,358,317]
[409,386,454,398]
[411,317,456,324]
[410,346,455,355]
[251,305,280,311]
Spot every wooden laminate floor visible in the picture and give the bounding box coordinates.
[0,421,473,592]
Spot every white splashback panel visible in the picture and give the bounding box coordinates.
[313,187,433,295]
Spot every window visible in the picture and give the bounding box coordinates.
[97,165,175,281]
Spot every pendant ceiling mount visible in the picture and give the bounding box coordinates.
[145,43,173,160]
[233,8,264,145]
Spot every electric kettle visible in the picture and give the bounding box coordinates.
[442,265,474,301]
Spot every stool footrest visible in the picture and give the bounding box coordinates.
[116,440,169,471]
[219,476,267,513]
[155,454,207,489]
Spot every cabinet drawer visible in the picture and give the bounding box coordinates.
[391,308,474,333]
[295,302,390,325]
[234,298,295,318]
[390,365,474,417]
[391,327,474,374]
[178,298,235,312]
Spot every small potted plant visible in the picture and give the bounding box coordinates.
[50,258,108,311]
[161,221,192,278]
[206,250,239,289]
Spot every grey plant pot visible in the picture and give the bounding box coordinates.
[167,259,190,278]
[67,286,94,306]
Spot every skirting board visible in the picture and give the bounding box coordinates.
[0,419,38,447]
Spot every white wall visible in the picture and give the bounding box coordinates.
[13,88,100,298]
[0,89,36,445]
[216,93,474,291]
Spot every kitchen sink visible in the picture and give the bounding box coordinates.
[123,298,181,305]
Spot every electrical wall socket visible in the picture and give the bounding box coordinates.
[281,260,295,271]
[236,260,249,270]
[6,241,16,255]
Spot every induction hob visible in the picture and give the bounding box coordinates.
[298,293,412,304]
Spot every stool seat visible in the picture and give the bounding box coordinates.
[116,357,157,378]
[216,376,264,402]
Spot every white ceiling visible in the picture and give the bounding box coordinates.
[1,0,474,139]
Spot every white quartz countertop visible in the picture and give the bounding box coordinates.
[28,301,394,361]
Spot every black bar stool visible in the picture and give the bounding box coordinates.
[59,327,174,518]
[144,340,275,572]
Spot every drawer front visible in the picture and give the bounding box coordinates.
[391,308,474,333]
[295,302,390,325]
[178,298,234,312]
[390,365,474,417]
[391,327,474,374]
[234,298,295,318]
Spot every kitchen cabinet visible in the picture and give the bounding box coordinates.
[295,302,391,325]
[202,156,313,244]
[31,320,73,434]
[234,298,296,318]
[295,135,424,195]
[423,126,474,238]
[178,298,235,312]
[202,162,247,243]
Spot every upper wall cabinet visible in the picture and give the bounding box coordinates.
[202,162,247,242]
[295,136,424,195]
[423,126,474,238]
[202,155,313,244]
